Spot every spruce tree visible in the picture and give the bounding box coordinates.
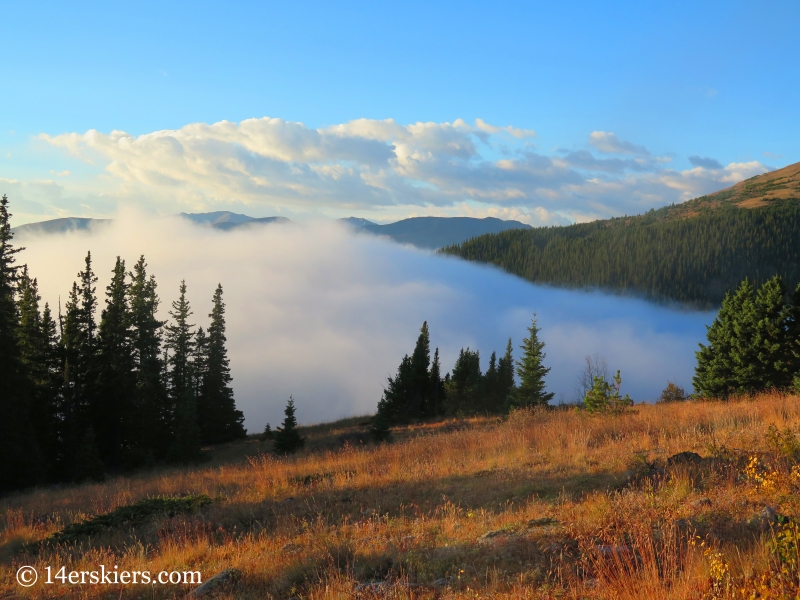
[497,338,516,407]
[17,267,61,477]
[752,275,790,389]
[61,253,101,479]
[695,279,767,397]
[513,314,553,407]
[483,350,499,411]
[379,354,414,423]
[370,398,392,442]
[273,396,305,454]
[128,256,168,462]
[164,281,202,463]
[445,348,482,414]
[94,257,134,467]
[429,347,445,417]
[408,321,431,416]
[0,195,42,490]
[197,284,245,443]
[788,283,800,389]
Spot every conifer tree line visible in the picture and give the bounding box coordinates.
[0,196,245,492]
[694,275,800,398]
[442,201,800,308]
[371,316,552,439]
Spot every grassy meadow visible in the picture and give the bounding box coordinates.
[3,393,800,599]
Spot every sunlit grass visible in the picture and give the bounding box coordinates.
[3,391,800,598]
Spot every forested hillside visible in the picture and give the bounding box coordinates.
[442,163,800,307]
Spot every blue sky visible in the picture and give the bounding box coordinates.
[2,0,799,225]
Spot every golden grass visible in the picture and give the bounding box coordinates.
[3,391,800,599]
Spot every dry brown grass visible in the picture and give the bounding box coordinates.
[3,391,800,599]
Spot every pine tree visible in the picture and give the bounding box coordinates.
[94,257,134,467]
[445,348,482,414]
[61,253,101,480]
[128,256,168,462]
[370,398,392,442]
[72,426,105,482]
[695,279,768,398]
[164,280,203,464]
[17,267,61,477]
[165,280,195,402]
[497,338,516,408]
[513,314,553,407]
[379,354,413,423]
[260,423,273,441]
[166,394,202,463]
[788,283,800,389]
[197,284,245,443]
[407,321,431,417]
[752,275,790,389]
[0,195,42,490]
[273,396,305,454]
[428,347,445,417]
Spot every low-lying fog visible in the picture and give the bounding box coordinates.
[18,213,715,431]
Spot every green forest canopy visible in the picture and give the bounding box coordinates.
[441,163,800,308]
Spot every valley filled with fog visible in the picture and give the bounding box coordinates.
[17,213,715,432]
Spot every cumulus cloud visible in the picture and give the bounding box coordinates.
[688,155,723,170]
[17,213,713,430]
[589,131,650,156]
[22,116,771,225]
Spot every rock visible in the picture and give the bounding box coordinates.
[360,508,376,517]
[749,505,783,531]
[595,544,631,558]
[477,529,507,542]
[690,497,712,510]
[527,517,559,528]
[339,496,351,503]
[666,451,703,467]
[188,568,241,597]
[433,578,448,587]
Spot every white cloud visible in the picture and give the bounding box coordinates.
[589,131,650,156]
[22,116,771,225]
[16,213,713,429]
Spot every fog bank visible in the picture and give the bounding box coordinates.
[18,213,714,431]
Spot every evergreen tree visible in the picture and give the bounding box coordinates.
[694,279,774,397]
[165,280,195,400]
[17,267,61,477]
[513,314,554,407]
[94,257,134,467]
[379,354,414,423]
[60,253,101,479]
[260,423,273,441]
[497,338,516,407]
[197,284,245,443]
[752,275,790,389]
[370,398,392,442]
[166,394,202,463]
[273,396,305,454]
[72,426,105,482]
[164,279,202,463]
[788,283,800,388]
[408,321,431,416]
[0,195,42,490]
[694,286,741,398]
[484,350,499,410]
[128,256,168,462]
[583,370,632,413]
[444,348,482,414]
[428,347,445,417]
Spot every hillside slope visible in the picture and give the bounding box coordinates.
[341,216,531,249]
[441,162,800,307]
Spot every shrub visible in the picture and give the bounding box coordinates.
[657,381,688,403]
[583,370,633,414]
